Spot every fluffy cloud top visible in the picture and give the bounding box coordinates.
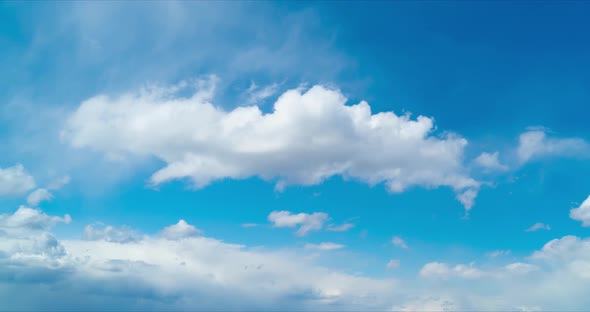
[517,129,590,163]
[159,219,202,239]
[62,79,479,209]
[268,211,329,236]
[570,195,590,227]
[0,164,36,197]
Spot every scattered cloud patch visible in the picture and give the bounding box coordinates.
[570,195,590,227]
[46,175,71,190]
[0,164,36,197]
[62,80,480,209]
[474,152,508,171]
[242,223,259,228]
[386,259,400,269]
[83,223,142,243]
[517,129,590,163]
[486,250,511,258]
[526,222,551,232]
[268,211,329,236]
[326,223,355,232]
[245,81,280,104]
[391,236,408,249]
[26,188,54,207]
[304,242,345,251]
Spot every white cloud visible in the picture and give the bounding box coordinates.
[456,189,478,213]
[26,188,54,207]
[391,236,408,249]
[486,250,511,257]
[0,164,36,197]
[0,206,399,311]
[158,219,202,239]
[526,222,551,232]
[304,242,345,251]
[386,259,400,269]
[570,195,590,227]
[473,152,508,171]
[517,129,590,163]
[7,206,590,310]
[326,223,355,232]
[268,211,329,236]
[242,223,259,228]
[62,80,480,209]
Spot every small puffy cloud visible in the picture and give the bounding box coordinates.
[386,259,400,269]
[326,223,355,232]
[391,236,408,249]
[392,297,457,312]
[517,129,590,163]
[570,195,590,227]
[83,224,142,243]
[268,211,329,236]
[158,219,202,240]
[26,188,54,206]
[486,250,511,257]
[62,80,479,210]
[242,223,258,228]
[304,242,345,251]
[0,164,36,197]
[526,222,551,232]
[473,152,508,171]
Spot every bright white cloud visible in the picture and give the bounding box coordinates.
[474,151,508,171]
[391,236,408,249]
[158,219,202,239]
[526,222,551,232]
[268,211,329,236]
[570,195,590,227]
[62,80,479,209]
[517,129,590,163]
[386,259,400,269]
[26,188,54,207]
[0,164,36,197]
[326,223,355,232]
[304,242,345,251]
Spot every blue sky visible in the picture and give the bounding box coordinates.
[1,1,590,311]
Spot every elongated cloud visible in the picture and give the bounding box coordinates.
[517,129,590,163]
[62,79,479,209]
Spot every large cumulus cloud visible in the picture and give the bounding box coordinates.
[62,79,479,210]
